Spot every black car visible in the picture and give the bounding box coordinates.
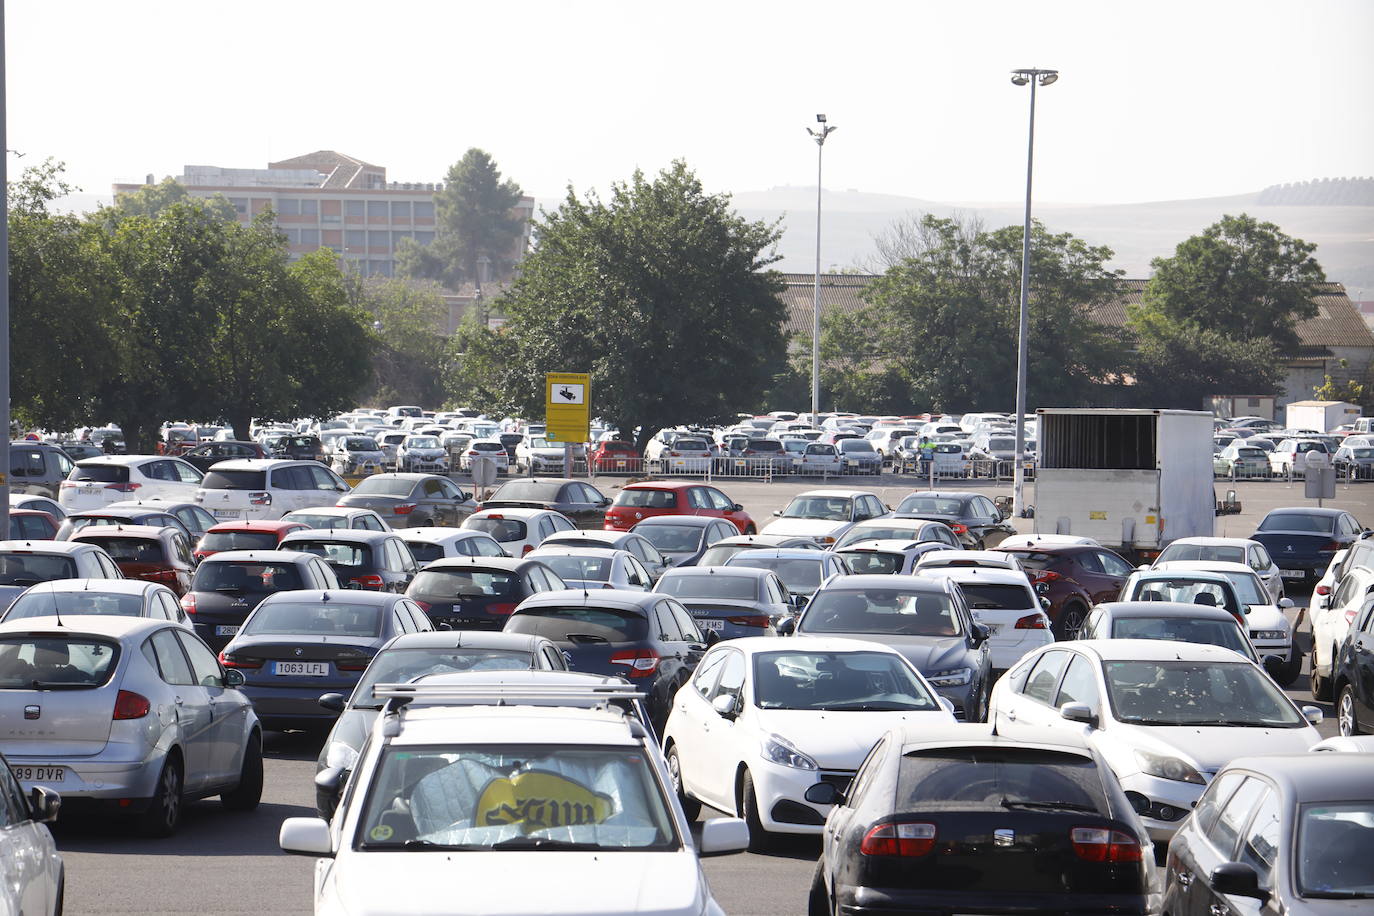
[182,548,340,651]
[273,434,327,462]
[1252,507,1368,586]
[808,724,1154,916]
[478,478,611,529]
[336,472,475,529]
[503,589,709,731]
[405,556,566,630]
[1334,592,1374,736]
[1165,754,1374,916]
[180,440,269,474]
[893,490,1017,549]
[630,515,740,569]
[108,500,219,540]
[278,529,420,593]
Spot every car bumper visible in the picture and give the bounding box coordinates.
[10,752,164,803]
[986,630,1054,671]
[1249,637,1294,663]
[837,886,1151,916]
[750,760,849,835]
[1117,772,1204,841]
[243,682,356,727]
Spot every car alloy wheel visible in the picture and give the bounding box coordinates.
[1338,685,1361,736]
[139,756,184,837]
[665,744,701,821]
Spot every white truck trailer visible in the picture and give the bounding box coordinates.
[1283,400,1361,434]
[1033,408,1215,561]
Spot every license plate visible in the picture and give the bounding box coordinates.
[213,509,241,518]
[697,619,725,632]
[616,460,626,468]
[80,486,100,495]
[215,625,240,637]
[980,624,1001,636]
[13,766,64,782]
[1280,569,1306,579]
[275,661,328,676]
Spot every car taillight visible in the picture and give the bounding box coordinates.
[744,449,757,456]
[108,483,142,493]
[113,690,151,720]
[467,450,479,456]
[334,657,371,672]
[413,600,431,611]
[392,503,416,515]
[860,822,936,857]
[1320,541,1341,552]
[1014,613,1047,629]
[218,652,262,669]
[487,603,517,616]
[180,592,196,614]
[351,575,386,590]
[60,481,79,489]
[1070,827,1142,863]
[1316,584,1331,595]
[610,648,660,678]
[145,569,180,583]
[948,522,968,535]
[249,491,272,506]
[521,544,533,556]
[668,451,680,457]
[1345,608,1360,625]
[1032,570,1062,584]
[726,615,772,628]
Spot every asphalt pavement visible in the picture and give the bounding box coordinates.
[49,473,1368,915]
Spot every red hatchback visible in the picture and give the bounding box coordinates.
[590,440,643,474]
[193,519,312,561]
[69,524,197,596]
[603,480,755,534]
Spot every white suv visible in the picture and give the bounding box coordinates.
[194,459,350,521]
[59,455,205,512]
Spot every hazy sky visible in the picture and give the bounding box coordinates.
[8,0,1373,207]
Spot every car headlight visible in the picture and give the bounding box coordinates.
[325,741,360,771]
[761,733,818,771]
[1133,749,1204,784]
[926,667,973,687]
[1251,630,1287,641]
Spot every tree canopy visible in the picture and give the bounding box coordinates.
[448,161,787,448]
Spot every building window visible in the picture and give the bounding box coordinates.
[414,201,435,220]
[281,228,299,245]
[228,197,248,215]
[300,199,318,216]
[414,231,435,246]
[391,201,411,221]
[300,228,320,247]
[368,200,388,220]
[369,260,393,278]
[345,230,366,247]
[323,229,342,246]
[278,199,300,215]
[392,231,412,249]
[368,230,390,249]
[345,200,365,218]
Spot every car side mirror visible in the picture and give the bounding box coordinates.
[1136,564,1150,571]
[775,616,796,636]
[318,692,346,713]
[790,594,809,610]
[772,510,781,517]
[1263,655,1285,679]
[712,693,740,719]
[598,498,611,507]
[732,503,744,512]
[803,782,845,807]
[703,630,721,646]
[1059,702,1097,728]
[662,556,675,567]
[279,816,336,858]
[1039,596,1051,610]
[971,623,990,646]
[698,817,750,856]
[937,696,955,714]
[1301,705,1323,725]
[1210,862,1269,902]
[1278,597,1294,609]
[457,491,471,501]
[29,786,60,824]
[223,668,246,688]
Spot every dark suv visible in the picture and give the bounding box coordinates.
[278,529,420,593]
[273,435,327,463]
[182,548,340,650]
[9,441,76,499]
[993,541,1135,639]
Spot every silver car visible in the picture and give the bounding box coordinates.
[0,615,262,836]
[1,578,192,629]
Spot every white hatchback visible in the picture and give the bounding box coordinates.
[59,455,205,512]
[917,566,1053,671]
[462,508,577,558]
[194,459,351,522]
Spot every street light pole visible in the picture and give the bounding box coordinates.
[1009,68,1057,520]
[806,114,836,425]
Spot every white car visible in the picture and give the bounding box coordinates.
[329,436,386,477]
[281,506,391,532]
[917,566,1053,671]
[759,489,890,546]
[394,435,449,474]
[461,508,577,558]
[393,527,507,565]
[0,754,63,916]
[835,539,959,576]
[514,437,587,475]
[990,639,1322,842]
[526,546,655,591]
[1150,560,1300,685]
[459,438,510,474]
[194,459,351,521]
[645,435,712,474]
[998,534,1100,550]
[280,679,747,915]
[831,517,964,551]
[1151,536,1283,602]
[1310,548,1370,702]
[914,550,1024,573]
[59,455,205,512]
[661,637,955,850]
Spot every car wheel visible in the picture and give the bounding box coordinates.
[1310,663,1333,702]
[220,730,263,812]
[1052,602,1087,641]
[741,770,774,853]
[138,754,184,837]
[807,858,831,916]
[1338,684,1362,736]
[54,867,64,916]
[1275,652,1303,689]
[971,682,990,723]
[665,743,701,821]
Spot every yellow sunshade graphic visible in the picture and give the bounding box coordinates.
[476,770,615,833]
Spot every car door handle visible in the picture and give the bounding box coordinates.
[1006,710,1017,722]
[174,696,185,705]
[1209,904,1228,916]
[1175,870,1192,887]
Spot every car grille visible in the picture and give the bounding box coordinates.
[818,771,855,793]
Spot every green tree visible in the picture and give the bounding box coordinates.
[114,176,236,221]
[1127,309,1285,409]
[396,148,525,288]
[1312,359,1374,412]
[456,161,786,448]
[352,275,449,407]
[1139,213,1325,352]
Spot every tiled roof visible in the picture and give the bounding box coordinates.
[775,273,1374,354]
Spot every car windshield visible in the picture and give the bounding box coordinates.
[958,583,1034,610]
[356,744,678,851]
[799,588,960,636]
[4,590,144,621]
[835,525,931,549]
[1258,512,1335,533]
[613,489,676,510]
[726,556,822,593]
[898,748,1107,813]
[406,437,440,449]
[656,574,758,600]
[634,525,704,553]
[242,601,383,638]
[353,477,419,498]
[754,650,937,711]
[192,561,304,593]
[284,513,353,530]
[0,554,78,585]
[1157,544,1246,565]
[410,569,517,599]
[345,438,379,450]
[781,496,851,520]
[466,518,528,543]
[505,606,648,643]
[0,637,120,689]
[1297,804,1374,898]
[197,531,280,552]
[1102,660,1303,727]
[1351,449,1374,459]
[287,541,369,568]
[538,556,612,583]
[1110,617,1254,659]
[1131,577,1239,614]
[840,551,905,575]
[349,648,535,708]
[896,496,968,516]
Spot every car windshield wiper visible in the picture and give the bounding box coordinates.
[392,839,480,851]
[1000,799,1098,813]
[822,701,929,711]
[489,836,601,850]
[29,680,97,690]
[1117,717,1185,726]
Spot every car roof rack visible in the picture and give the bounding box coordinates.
[375,682,647,737]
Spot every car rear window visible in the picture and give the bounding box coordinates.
[898,747,1107,813]
[197,531,281,552]
[4,590,144,621]
[505,606,648,643]
[897,496,968,515]
[242,601,382,638]
[747,439,782,452]
[0,637,120,689]
[202,469,268,490]
[799,588,960,636]
[345,438,379,450]
[0,553,79,584]
[635,525,705,553]
[656,574,758,600]
[350,647,535,707]
[70,463,130,483]
[728,556,823,593]
[491,481,564,501]
[1257,512,1335,533]
[958,583,1035,611]
[1157,544,1245,564]
[76,536,164,564]
[410,569,517,599]
[466,518,528,543]
[538,556,612,583]
[472,442,505,452]
[192,561,304,593]
[614,489,676,509]
[675,439,709,451]
[840,551,904,575]
[287,540,370,568]
[837,440,876,453]
[999,550,1058,571]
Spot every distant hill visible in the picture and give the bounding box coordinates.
[1258,177,1374,206]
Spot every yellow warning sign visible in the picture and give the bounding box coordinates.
[545,372,591,443]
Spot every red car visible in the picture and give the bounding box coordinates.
[193,519,312,561]
[992,541,1134,639]
[603,480,755,534]
[7,508,59,540]
[69,523,197,596]
[589,439,644,474]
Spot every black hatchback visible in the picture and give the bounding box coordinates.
[278,529,420,593]
[893,490,1017,549]
[808,724,1154,916]
[478,478,612,529]
[405,557,566,630]
[182,548,340,651]
[503,589,709,731]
